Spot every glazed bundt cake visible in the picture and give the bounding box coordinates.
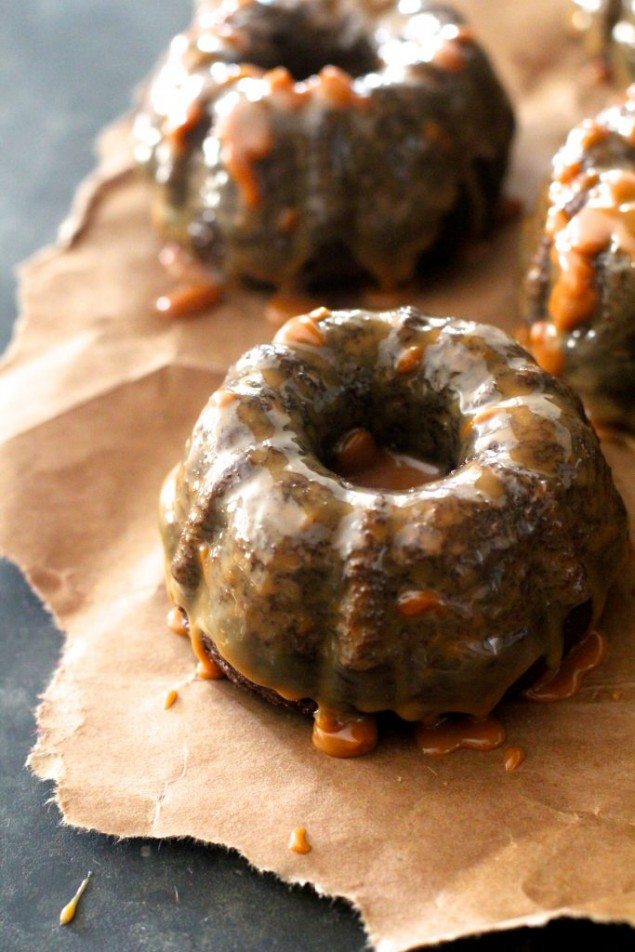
[160,307,628,754]
[520,87,635,430]
[135,0,515,289]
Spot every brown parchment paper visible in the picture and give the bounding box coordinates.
[2,2,634,948]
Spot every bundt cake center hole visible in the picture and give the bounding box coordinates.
[229,5,380,80]
[329,427,448,491]
[245,39,379,81]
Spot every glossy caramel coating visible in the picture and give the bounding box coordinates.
[135,0,514,289]
[521,89,635,429]
[160,308,627,722]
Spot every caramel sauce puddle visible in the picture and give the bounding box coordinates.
[415,715,506,755]
[333,428,443,491]
[524,629,607,702]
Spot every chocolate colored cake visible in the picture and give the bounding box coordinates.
[135,0,514,289]
[160,308,628,729]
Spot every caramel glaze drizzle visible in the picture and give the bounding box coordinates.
[167,605,190,637]
[166,606,225,680]
[525,321,565,378]
[192,630,225,680]
[414,629,608,757]
[523,629,607,702]
[211,388,239,409]
[216,95,274,209]
[525,92,635,375]
[212,64,367,211]
[165,100,205,153]
[547,166,635,333]
[396,344,423,374]
[161,13,476,225]
[273,310,329,347]
[164,440,608,760]
[165,616,609,756]
[397,589,445,617]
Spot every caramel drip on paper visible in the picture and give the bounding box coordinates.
[504,746,526,772]
[415,715,506,755]
[288,826,312,854]
[164,688,179,709]
[312,708,378,758]
[155,281,222,318]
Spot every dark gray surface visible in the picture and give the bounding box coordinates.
[0,3,632,950]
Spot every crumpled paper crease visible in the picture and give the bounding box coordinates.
[1,2,634,950]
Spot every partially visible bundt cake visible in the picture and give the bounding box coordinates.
[571,0,635,83]
[160,307,628,755]
[135,0,514,289]
[520,87,635,430]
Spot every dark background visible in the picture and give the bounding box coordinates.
[0,2,632,949]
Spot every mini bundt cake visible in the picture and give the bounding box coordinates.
[520,87,635,430]
[135,0,514,289]
[160,307,628,755]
